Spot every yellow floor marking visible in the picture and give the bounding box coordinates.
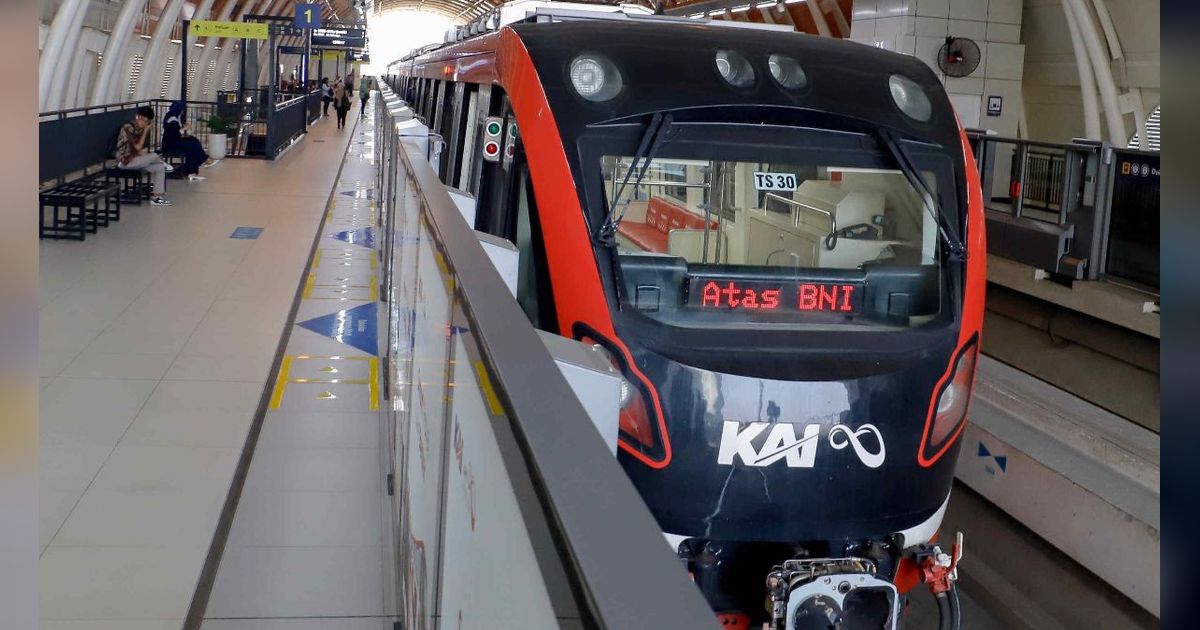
[473,361,504,416]
[271,355,381,411]
[269,355,295,409]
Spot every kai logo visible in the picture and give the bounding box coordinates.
[717,421,886,469]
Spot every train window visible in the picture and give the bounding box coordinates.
[589,124,956,329]
[602,155,938,270]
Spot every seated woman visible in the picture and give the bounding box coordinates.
[162,101,214,181]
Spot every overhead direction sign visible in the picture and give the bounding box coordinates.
[191,20,269,40]
[312,27,367,48]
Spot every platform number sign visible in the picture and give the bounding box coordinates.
[753,172,798,192]
[295,3,321,29]
[482,116,503,163]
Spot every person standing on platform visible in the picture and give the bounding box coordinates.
[115,106,171,206]
[320,78,332,116]
[162,101,214,181]
[334,80,351,129]
[359,78,369,117]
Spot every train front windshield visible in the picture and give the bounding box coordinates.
[589,122,960,330]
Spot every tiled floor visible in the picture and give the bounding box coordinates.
[200,102,395,629]
[38,113,359,627]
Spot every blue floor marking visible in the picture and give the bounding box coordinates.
[231,227,264,239]
[297,302,379,356]
[330,226,376,249]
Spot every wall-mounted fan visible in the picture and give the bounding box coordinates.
[937,36,981,78]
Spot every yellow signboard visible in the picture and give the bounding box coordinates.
[318,51,342,62]
[191,20,270,40]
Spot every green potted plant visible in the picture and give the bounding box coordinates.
[206,114,233,159]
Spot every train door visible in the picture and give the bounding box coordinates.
[442,82,469,186]
[456,86,480,192]
[509,145,558,333]
[470,95,557,332]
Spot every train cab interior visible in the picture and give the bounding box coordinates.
[606,157,939,272]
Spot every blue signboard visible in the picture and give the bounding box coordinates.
[295,3,322,29]
[298,302,378,355]
[230,227,263,239]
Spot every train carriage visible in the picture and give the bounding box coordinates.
[385,6,985,628]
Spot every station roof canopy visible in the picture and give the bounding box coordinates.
[371,0,852,35]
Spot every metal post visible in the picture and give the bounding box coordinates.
[304,30,312,131]
[181,20,191,103]
[268,23,277,158]
[1014,142,1029,219]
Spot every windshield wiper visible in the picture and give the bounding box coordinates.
[596,112,675,246]
[876,128,965,261]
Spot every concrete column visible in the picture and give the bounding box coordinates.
[166,0,216,101]
[1066,0,1126,143]
[212,0,274,96]
[39,0,86,110]
[92,0,148,105]
[43,0,90,110]
[135,0,187,100]
[189,0,238,99]
[1061,0,1101,141]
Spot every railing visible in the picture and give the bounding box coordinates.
[374,86,717,629]
[305,89,322,124]
[39,99,224,185]
[967,131,1159,290]
[265,94,307,158]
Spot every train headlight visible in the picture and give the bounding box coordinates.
[569,54,622,102]
[919,341,979,466]
[715,49,756,88]
[767,54,807,91]
[888,74,932,122]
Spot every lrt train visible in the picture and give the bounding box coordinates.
[385,6,985,629]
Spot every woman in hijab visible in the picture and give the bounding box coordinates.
[162,101,214,181]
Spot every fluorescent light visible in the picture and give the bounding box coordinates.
[731,4,752,12]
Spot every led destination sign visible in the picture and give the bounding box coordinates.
[688,278,863,314]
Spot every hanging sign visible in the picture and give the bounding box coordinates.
[312,27,367,48]
[295,3,322,29]
[191,20,269,40]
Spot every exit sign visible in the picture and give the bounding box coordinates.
[295,3,321,29]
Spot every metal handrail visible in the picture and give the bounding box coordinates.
[764,192,836,232]
[626,180,711,189]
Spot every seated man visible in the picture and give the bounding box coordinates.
[115,106,173,206]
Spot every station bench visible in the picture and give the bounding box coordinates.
[39,180,122,240]
[618,196,716,253]
[40,103,171,240]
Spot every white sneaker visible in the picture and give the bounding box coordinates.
[151,196,172,206]
[201,159,220,168]
[188,174,206,182]
[163,162,176,173]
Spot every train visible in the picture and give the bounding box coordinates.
[384,4,985,628]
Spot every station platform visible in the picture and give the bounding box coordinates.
[37,109,376,628]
